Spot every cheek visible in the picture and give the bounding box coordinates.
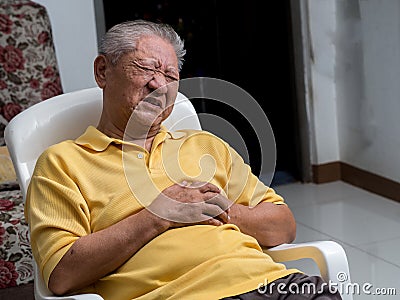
[122,85,146,107]
[165,105,173,114]
[166,88,178,106]
[161,105,174,120]
[125,71,137,82]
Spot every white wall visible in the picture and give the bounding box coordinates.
[306,0,400,183]
[338,0,400,182]
[307,1,340,165]
[33,0,98,93]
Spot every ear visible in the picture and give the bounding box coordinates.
[94,55,107,89]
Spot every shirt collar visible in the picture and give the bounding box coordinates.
[75,125,186,152]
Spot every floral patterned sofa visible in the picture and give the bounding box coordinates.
[0,161,32,288]
[0,0,62,290]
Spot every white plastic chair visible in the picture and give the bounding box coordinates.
[4,87,352,300]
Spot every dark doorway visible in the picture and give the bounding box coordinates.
[102,0,301,185]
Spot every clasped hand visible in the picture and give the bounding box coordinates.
[148,181,232,228]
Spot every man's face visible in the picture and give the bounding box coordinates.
[100,35,180,136]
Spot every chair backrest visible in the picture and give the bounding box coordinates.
[4,86,201,200]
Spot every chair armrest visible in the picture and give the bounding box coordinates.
[37,295,104,300]
[34,262,104,300]
[263,241,353,300]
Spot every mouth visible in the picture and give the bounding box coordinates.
[142,96,163,108]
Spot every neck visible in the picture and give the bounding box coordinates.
[97,118,161,152]
[123,132,157,152]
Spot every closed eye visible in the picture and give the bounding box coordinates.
[132,60,179,82]
[132,62,155,74]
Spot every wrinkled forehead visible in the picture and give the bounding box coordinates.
[132,35,179,67]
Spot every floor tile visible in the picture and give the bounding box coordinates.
[287,194,400,246]
[357,237,400,268]
[293,223,334,244]
[274,181,372,208]
[273,181,400,300]
[342,245,400,299]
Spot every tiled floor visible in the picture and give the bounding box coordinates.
[273,180,400,299]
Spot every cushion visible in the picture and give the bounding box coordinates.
[0,189,33,288]
[0,146,19,191]
[0,146,33,288]
[0,0,63,145]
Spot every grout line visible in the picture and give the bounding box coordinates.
[296,221,400,269]
[279,181,400,270]
[355,235,400,247]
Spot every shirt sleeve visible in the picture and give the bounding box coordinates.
[25,145,91,287]
[223,142,286,207]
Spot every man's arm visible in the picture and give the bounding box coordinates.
[228,201,296,248]
[48,182,229,295]
[221,142,296,247]
[48,208,166,295]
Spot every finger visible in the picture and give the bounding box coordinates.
[180,180,192,187]
[207,218,223,226]
[202,203,226,220]
[216,211,230,224]
[205,194,232,211]
[201,207,229,224]
[197,182,220,193]
[199,215,223,226]
[186,181,207,189]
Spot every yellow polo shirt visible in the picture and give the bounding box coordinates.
[25,126,299,300]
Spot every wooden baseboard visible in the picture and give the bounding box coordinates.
[312,161,400,202]
[312,162,341,183]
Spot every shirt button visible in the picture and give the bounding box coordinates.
[137,153,144,159]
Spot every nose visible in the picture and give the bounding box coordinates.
[148,71,169,94]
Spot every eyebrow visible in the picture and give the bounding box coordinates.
[135,58,179,74]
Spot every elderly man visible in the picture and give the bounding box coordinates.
[25,20,341,299]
